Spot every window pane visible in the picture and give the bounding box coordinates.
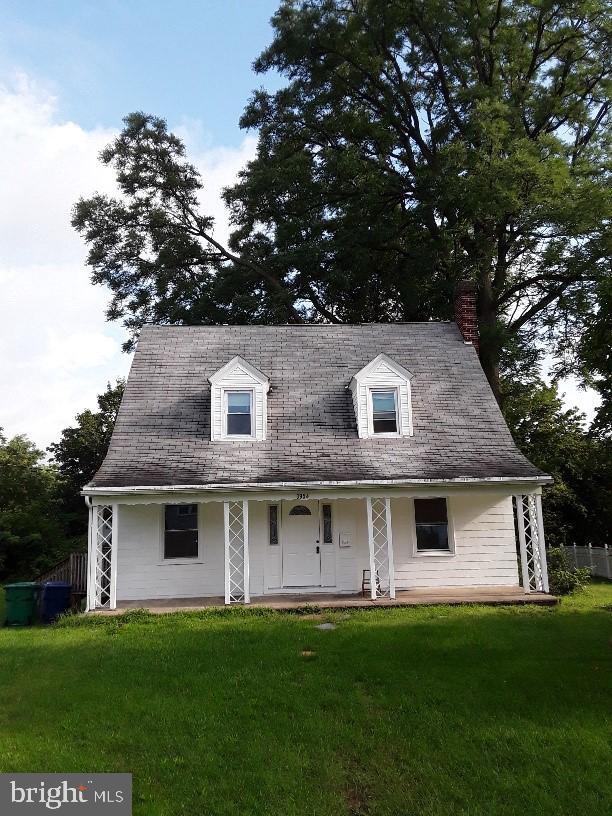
[414,498,449,551]
[227,413,251,435]
[372,391,396,413]
[414,498,448,524]
[373,416,397,433]
[416,524,449,551]
[164,529,199,559]
[322,504,332,544]
[165,504,198,531]
[227,392,251,412]
[269,505,279,545]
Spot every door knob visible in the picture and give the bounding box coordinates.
[316,546,320,554]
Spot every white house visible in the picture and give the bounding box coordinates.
[83,288,551,610]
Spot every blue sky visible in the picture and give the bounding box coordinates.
[0,0,280,142]
[0,1,599,448]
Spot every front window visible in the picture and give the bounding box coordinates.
[414,498,450,552]
[372,390,398,434]
[164,504,198,559]
[226,391,252,436]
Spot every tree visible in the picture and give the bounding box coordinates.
[502,374,612,546]
[48,380,125,534]
[0,431,67,582]
[73,1,611,404]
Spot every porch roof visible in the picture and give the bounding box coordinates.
[89,324,547,489]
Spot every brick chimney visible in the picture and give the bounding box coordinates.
[454,281,479,352]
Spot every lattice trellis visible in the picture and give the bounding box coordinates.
[367,498,395,599]
[515,494,549,593]
[94,504,113,609]
[225,501,249,604]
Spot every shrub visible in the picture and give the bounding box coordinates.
[547,547,591,596]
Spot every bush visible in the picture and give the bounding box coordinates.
[547,547,591,596]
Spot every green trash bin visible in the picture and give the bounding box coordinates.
[4,582,41,626]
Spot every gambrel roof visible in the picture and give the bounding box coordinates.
[89,323,547,488]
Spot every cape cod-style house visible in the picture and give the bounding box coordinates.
[83,285,551,610]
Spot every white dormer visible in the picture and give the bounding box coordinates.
[350,354,413,439]
[209,356,269,441]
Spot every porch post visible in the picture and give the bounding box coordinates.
[86,504,96,611]
[109,503,119,610]
[224,502,230,605]
[224,500,249,604]
[534,494,549,593]
[384,498,396,600]
[366,496,394,599]
[514,495,531,594]
[366,497,377,600]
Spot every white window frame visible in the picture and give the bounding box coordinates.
[368,387,401,437]
[223,389,255,440]
[159,504,205,565]
[411,497,456,557]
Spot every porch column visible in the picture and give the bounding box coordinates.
[224,500,250,604]
[88,503,118,610]
[366,497,396,600]
[514,493,548,593]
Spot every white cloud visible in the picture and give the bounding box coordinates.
[0,74,255,449]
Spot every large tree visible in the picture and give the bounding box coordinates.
[73,0,611,402]
[48,380,125,535]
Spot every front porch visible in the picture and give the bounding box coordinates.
[107,585,556,613]
[87,488,551,611]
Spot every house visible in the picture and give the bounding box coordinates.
[83,285,551,610]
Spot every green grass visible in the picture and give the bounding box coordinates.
[1,585,611,816]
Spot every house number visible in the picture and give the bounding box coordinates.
[296,492,310,499]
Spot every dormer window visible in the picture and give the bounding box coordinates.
[226,391,252,436]
[350,354,413,439]
[371,389,398,434]
[209,356,269,442]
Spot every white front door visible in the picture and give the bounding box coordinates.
[282,500,321,587]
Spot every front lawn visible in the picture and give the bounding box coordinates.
[1,585,611,816]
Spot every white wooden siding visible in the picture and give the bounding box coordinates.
[115,492,519,601]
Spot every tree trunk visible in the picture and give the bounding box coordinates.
[477,274,502,405]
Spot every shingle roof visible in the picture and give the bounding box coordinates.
[89,323,546,488]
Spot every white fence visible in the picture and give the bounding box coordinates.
[563,544,612,579]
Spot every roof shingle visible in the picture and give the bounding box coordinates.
[89,323,546,488]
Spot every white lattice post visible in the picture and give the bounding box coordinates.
[534,494,549,593]
[366,497,377,600]
[224,500,248,604]
[109,503,119,610]
[385,498,396,599]
[515,495,531,593]
[86,503,96,611]
[243,500,250,604]
[224,501,231,605]
[605,543,611,579]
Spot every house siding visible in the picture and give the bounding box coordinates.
[114,491,519,601]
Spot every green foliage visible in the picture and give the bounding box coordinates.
[0,431,67,582]
[48,380,125,535]
[502,372,612,547]
[546,547,591,595]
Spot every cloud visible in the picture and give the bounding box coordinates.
[0,73,255,448]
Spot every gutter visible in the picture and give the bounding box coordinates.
[82,474,553,496]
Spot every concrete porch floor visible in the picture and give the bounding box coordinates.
[106,586,557,614]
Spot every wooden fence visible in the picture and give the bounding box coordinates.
[38,552,88,594]
[563,544,612,580]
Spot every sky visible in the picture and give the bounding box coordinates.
[0,0,599,449]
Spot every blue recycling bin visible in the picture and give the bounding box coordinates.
[40,581,72,623]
